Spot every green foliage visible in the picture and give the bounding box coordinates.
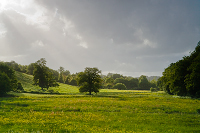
[185,53,200,96]
[114,77,138,90]
[57,67,70,84]
[26,63,35,75]
[49,69,59,82]
[0,62,24,95]
[58,74,64,83]
[12,82,24,92]
[63,70,70,77]
[128,77,139,89]
[69,79,77,86]
[138,75,150,90]
[105,83,113,89]
[0,62,18,95]
[3,61,29,73]
[150,87,157,92]
[77,67,102,95]
[112,73,123,80]
[0,72,11,96]
[197,109,200,114]
[64,75,71,84]
[114,78,127,86]
[67,74,78,86]
[33,58,59,90]
[150,79,157,88]
[17,82,24,91]
[160,41,200,97]
[101,77,114,89]
[19,64,27,73]
[4,61,20,71]
[157,77,164,91]
[113,83,127,90]
[58,66,65,83]
[105,77,114,84]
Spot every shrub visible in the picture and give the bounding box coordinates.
[13,82,24,92]
[106,83,113,89]
[113,83,127,90]
[150,87,158,92]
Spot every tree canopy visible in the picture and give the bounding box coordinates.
[138,75,150,90]
[77,67,102,95]
[160,41,200,97]
[113,83,127,90]
[0,62,18,96]
[33,58,59,90]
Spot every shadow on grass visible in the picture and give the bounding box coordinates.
[8,90,167,99]
[4,102,29,107]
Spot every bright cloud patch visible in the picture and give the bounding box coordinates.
[79,42,88,49]
[143,39,157,48]
[31,40,45,48]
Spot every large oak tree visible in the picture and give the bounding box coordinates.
[33,58,58,90]
[77,67,102,95]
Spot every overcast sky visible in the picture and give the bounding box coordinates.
[0,0,200,77]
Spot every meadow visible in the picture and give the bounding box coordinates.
[0,72,200,132]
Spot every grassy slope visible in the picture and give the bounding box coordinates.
[15,71,79,94]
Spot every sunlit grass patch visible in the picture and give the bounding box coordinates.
[0,93,200,132]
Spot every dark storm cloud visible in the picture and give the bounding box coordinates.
[1,0,200,76]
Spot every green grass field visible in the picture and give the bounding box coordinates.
[0,72,200,132]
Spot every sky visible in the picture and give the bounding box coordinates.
[0,0,200,77]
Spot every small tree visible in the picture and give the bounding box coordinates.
[105,77,114,89]
[77,67,102,95]
[13,82,24,92]
[150,79,157,88]
[26,63,35,75]
[138,75,150,90]
[113,83,127,90]
[64,75,71,84]
[150,87,157,92]
[58,66,64,83]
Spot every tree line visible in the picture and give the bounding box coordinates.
[157,41,200,98]
[1,58,160,95]
[2,59,77,86]
[101,74,158,90]
[2,59,159,89]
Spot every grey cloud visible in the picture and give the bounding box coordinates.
[1,0,200,76]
